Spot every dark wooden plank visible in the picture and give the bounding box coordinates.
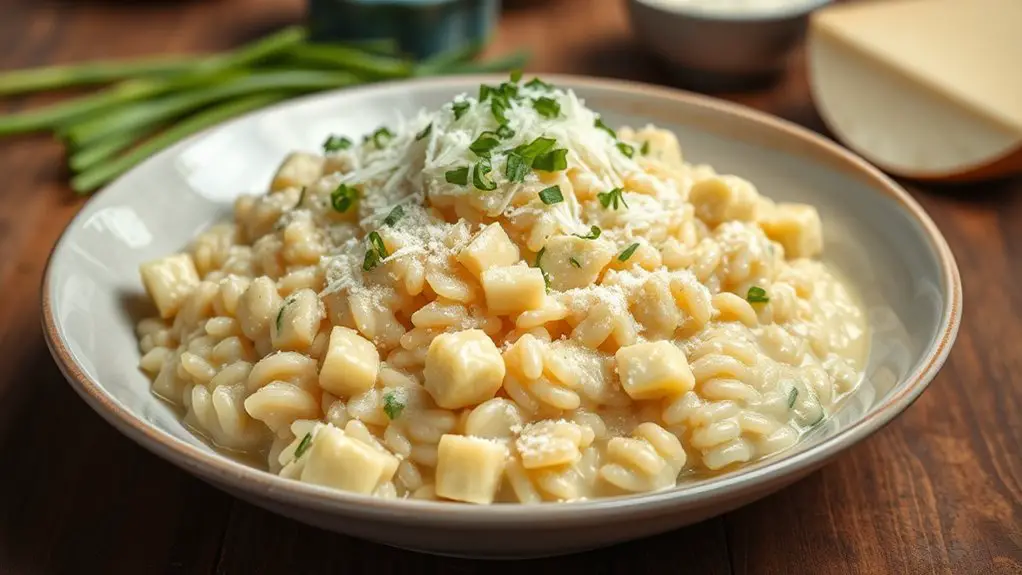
[0,0,1017,574]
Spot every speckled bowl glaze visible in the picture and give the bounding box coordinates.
[42,75,961,559]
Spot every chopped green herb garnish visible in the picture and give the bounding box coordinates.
[618,243,640,262]
[294,186,306,210]
[383,205,404,227]
[445,167,469,185]
[533,148,568,172]
[512,136,557,158]
[330,183,357,212]
[294,432,313,459]
[534,247,551,290]
[275,294,296,333]
[322,135,352,153]
[575,225,601,240]
[594,116,615,138]
[415,123,432,141]
[746,286,770,303]
[641,140,650,155]
[499,81,519,100]
[505,152,530,183]
[491,96,510,124]
[569,256,582,268]
[597,187,629,210]
[525,77,553,91]
[472,158,497,191]
[452,100,470,120]
[538,185,563,205]
[469,131,501,157]
[510,69,523,83]
[383,392,405,419]
[787,387,799,409]
[616,141,635,158]
[533,97,560,118]
[810,411,826,427]
[371,127,394,149]
[362,231,389,271]
[479,84,494,101]
[495,124,515,139]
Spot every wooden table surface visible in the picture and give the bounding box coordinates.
[1,0,1019,573]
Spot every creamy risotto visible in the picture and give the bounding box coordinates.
[135,74,867,504]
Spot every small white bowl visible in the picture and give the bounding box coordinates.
[42,75,961,559]
[627,0,834,90]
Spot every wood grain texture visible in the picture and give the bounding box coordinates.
[0,0,1018,573]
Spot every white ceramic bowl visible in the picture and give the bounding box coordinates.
[42,75,961,559]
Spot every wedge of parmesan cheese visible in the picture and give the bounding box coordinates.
[807,0,1022,182]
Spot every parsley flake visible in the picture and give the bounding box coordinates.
[294,186,306,210]
[294,432,313,459]
[490,96,510,124]
[383,205,404,227]
[616,141,635,158]
[469,131,501,157]
[533,97,561,118]
[510,69,523,83]
[525,77,553,91]
[597,188,629,210]
[445,167,469,185]
[322,135,352,153]
[533,148,568,172]
[452,100,470,120]
[371,127,393,149]
[618,243,640,262]
[594,116,616,138]
[362,231,389,271]
[330,183,357,212]
[472,158,497,191]
[534,247,551,290]
[505,152,530,183]
[575,226,601,240]
[569,256,582,268]
[415,123,432,141]
[641,140,650,155]
[495,124,515,139]
[787,387,799,409]
[383,392,405,419]
[746,286,770,303]
[538,185,563,205]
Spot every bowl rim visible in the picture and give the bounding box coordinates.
[630,0,834,22]
[41,73,962,526]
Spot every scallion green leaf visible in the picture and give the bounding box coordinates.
[371,127,393,149]
[533,96,560,118]
[510,69,523,83]
[383,205,404,227]
[472,158,497,191]
[597,187,628,210]
[533,148,568,172]
[616,141,634,158]
[469,131,501,157]
[746,286,770,303]
[294,432,313,459]
[495,124,515,139]
[445,167,469,185]
[538,185,563,205]
[383,392,405,419]
[452,100,470,120]
[505,152,530,183]
[618,243,640,262]
[363,231,389,271]
[331,183,357,212]
[525,77,553,91]
[594,115,615,138]
[323,134,352,152]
